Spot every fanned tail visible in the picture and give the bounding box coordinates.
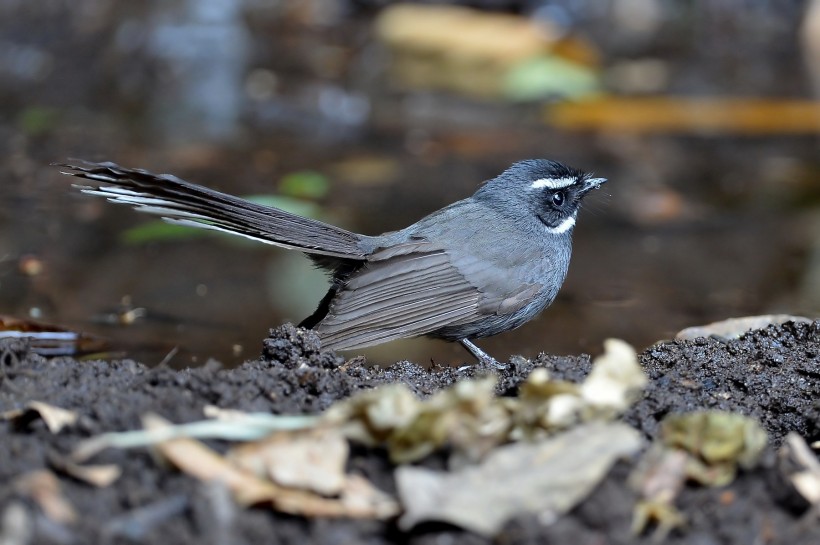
[57,161,367,259]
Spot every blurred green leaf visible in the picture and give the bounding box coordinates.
[18,106,60,135]
[277,171,330,199]
[121,222,207,244]
[504,57,600,101]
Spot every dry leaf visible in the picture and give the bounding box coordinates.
[0,401,78,433]
[325,340,644,463]
[676,315,812,341]
[629,445,689,539]
[143,414,398,519]
[142,413,283,506]
[339,475,400,519]
[630,446,689,506]
[203,405,252,421]
[326,377,510,464]
[228,428,348,496]
[581,338,647,416]
[0,408,24,420]
[27,402,79,433]
[396,421,643,536]
[273,474,399,519]
[51,456,121,487]
[780,432,820,506]
[325,382,422,447]
[660,411,768,487]
[513,338,644,435]
[513,368,580,432]
[12,470,77,524]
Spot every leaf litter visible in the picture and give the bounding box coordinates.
[2,321,818,543]
[1,400,79,433]
[68,338,659,533]
[15,336,794,537]
[778,432,820,511]
[396,421,643,535]
[630,411,769,540]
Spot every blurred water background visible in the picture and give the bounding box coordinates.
[1,0,819,367]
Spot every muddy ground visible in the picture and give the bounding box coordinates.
[1,321,819,545]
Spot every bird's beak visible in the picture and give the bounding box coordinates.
[581,177,607,192]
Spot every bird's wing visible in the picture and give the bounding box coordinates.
[313,240,484,350]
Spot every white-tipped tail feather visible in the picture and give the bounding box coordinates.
[60,162,367,259]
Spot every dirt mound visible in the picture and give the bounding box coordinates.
[1,322,818,544]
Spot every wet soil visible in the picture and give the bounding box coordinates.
[1,322,819,544]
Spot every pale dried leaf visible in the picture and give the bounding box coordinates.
[545,393,584,428]
[0,401,78,433]
[340,475,401,519]
[512,368,580,434]
[396,421,643,536]
[581,338,647,415]
[628,444,690,539]
[203,405,251,421]
[676,315,812,341]
[792,473,820,505]
[13,470,77,524]
[324,383,421,448]
[60,461,121,487]
[325,377,509,464]
[27,402,79,433]
[515,339,644,432]
[228,428,348,496]
[144,414,397,519]
[325,383,421,440]
[323,341,644,463]
[782,432,820,505]
[0,408,24,420]
[142,413,283,506]
[366,384,423,433]
[660,411,768,486]
[630,446,689,504]
[273,474,400,519]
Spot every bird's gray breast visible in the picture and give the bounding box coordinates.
[400,199,573,339]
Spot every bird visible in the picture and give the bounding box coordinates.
[57,159,606,367]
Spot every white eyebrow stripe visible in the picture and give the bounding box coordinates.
[544,214,576,234]
[530,177,576,190]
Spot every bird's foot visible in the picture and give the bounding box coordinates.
[459,339,507,369]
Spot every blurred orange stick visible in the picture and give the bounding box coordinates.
[547,97,820,134]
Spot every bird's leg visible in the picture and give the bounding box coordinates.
[459,339,506,369]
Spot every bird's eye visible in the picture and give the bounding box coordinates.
[551,191,565,206]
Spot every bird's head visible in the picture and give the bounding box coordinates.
[476,159,607,235]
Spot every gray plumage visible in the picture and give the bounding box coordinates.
[58,159,605,361]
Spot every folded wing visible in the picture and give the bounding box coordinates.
[315,242,483,350]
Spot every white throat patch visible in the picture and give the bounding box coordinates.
[545,213,576,234]
[530,177,576,190]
